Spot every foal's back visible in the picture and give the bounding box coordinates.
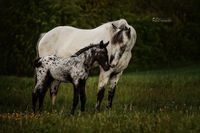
[37,55,87,82]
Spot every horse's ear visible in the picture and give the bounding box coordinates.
[112,23,117,31]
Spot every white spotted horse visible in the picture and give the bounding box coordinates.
[33,41,110,114]
[37,19,137,111]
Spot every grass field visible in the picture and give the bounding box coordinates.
[0,65,200,133]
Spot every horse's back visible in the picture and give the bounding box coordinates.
[38,25,109,58]
[38,26,79,57]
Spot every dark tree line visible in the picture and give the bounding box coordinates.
[0,0,199,76]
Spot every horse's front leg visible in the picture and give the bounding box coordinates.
[50,80,61,111]
[95,69,110,111]
[107,71,122,109]
[79,80,86,112]
[71,83,79,115]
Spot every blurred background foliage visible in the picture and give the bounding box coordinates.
[0,0,199,76]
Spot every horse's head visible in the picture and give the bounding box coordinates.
[93,40,110,71]
[109,21,136,68]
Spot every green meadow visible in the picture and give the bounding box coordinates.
[0,64,200,133]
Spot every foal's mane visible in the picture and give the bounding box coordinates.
[72,44,99,57]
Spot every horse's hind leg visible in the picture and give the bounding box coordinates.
[79,80,86,112]
[107,72,122,109]
[50,80,61,110]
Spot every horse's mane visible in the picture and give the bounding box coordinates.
[71,44,99,57]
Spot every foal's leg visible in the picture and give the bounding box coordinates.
[32,72,39,113]
[32,84,40,113]
[32,70,47,113]
[71,83,80,115]
[50,80,61,110]
[38,85,49,112]
[79,80,86,112]
[36,72,52,112]
[107,71,122,109]
[38,76,53,112]
[33,66,52,113]
[95,69,110,111]
[32,81,48,113]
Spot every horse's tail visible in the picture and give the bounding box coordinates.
[33,57,42,68]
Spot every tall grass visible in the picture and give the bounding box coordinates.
[0,65,200,133]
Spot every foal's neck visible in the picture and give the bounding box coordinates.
[80,48,96,70]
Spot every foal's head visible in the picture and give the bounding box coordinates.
[92,40,110,71]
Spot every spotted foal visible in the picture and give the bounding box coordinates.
[32,41,110,114]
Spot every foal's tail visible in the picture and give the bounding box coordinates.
[33,57,42,68]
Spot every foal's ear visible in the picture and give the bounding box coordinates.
[104,41,109,47]
[99,40,104,48]
[100,41,109,48]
